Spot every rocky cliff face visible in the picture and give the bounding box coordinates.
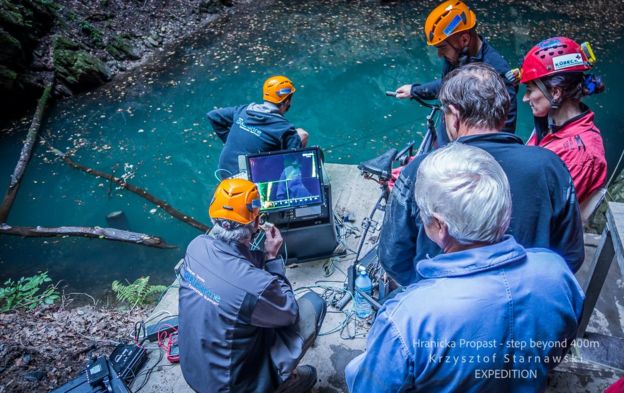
[0,0,232,125]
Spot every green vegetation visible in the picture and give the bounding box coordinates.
[587,170,624,233]
[53,35,111,87]
[54,35,81,50]
[0,0,27,29]
[107,35,140,60]
[0,272,60,312]
[0,25,22,53]
[79,21,104,47]
[112,276,167,307]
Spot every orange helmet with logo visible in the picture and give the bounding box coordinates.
[263,75,296,104]
[424,0,477,46]
[209,179,261,225]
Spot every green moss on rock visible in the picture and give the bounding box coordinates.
[54,35,81,50]
[0,64,18,91]
[79,20,104,48]
[54,37,111,90]
[106,35,140,60]
[0,26,22,65]
[0,0,27,29]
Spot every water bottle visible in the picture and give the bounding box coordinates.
[354,265,373,318]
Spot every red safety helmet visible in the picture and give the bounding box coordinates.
[520,37,594,84]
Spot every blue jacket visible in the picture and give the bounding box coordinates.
[207,103,302,177]
[346,236,584,393]
[379,133,584,286]
[178,235,301,393]
[410,36,518,133]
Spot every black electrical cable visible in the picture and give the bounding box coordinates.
[133,349,164,392]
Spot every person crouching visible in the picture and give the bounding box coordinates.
[346,143,584,392]
[179,178,326,393]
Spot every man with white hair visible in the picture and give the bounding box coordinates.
[346,143,584,392]
[379,63,584,286]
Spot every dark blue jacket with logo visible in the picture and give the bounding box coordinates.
[410,37,518,133]
[178,234,301,393]
[379,133,584,286]
[207,103,302,177]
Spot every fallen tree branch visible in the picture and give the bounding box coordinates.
[0,223,176,249]
[44,141,211,233]
[0,83,53,223]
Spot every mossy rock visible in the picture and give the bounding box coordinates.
[0,0,56,31]
[79,20,104,48]
[0,64,18,91]
[53,43,111,91]
[54,35,83,50]
[0,0,28,29]
[0,0,56,54]
[106,35,140,60]
[198,0,222,13]
[0,26,22,65]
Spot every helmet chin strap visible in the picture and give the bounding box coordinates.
[534,79,561,134]
[446,36,470,67]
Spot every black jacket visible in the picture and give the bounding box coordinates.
[379,133,584,286]
[410,37,518,133]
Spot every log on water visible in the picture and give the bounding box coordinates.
[0,84,53,223]
[0,224,176,249]
[45,143,211,233]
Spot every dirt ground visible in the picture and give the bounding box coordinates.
[0,301,147,392]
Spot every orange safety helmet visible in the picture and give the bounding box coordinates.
[209,179,261,225]
[263,75,296,104]
[424,0,477,46]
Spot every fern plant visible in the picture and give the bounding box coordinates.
[111,276,167,307]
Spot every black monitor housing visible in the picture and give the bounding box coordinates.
[246,147,338,263]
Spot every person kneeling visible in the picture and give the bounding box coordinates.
[346,143,584,392]
[178,178,326,393]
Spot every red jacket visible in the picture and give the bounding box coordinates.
[527,110,607,204]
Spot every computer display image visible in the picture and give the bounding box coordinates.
[246,148,323,212]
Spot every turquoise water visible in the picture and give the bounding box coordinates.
[1,0,623,294]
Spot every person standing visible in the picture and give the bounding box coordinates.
[518,37,607,204]
[394,0,517,145]
[207,76,309,177]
